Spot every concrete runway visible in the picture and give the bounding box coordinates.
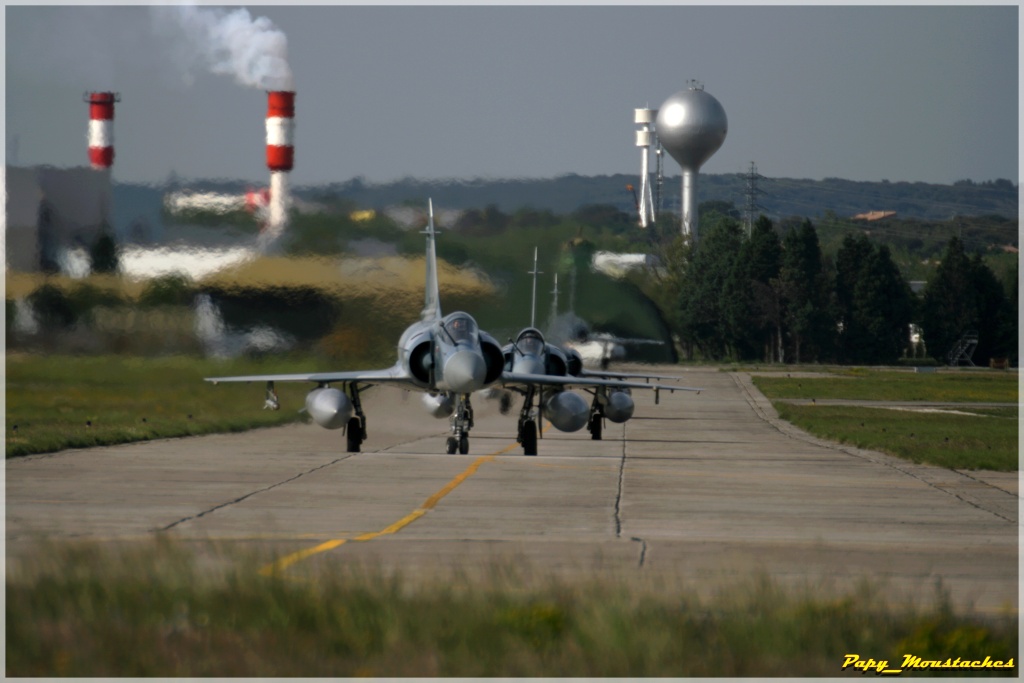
[6,366,1018,614]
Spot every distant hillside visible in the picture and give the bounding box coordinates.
[111,174,1018,247]
[298,174,1019,222]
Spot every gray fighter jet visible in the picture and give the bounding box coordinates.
[207,207,697,456]
[494,249,701,455]
[206,200,505,455]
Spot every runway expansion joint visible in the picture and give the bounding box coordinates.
[630,536,648,567]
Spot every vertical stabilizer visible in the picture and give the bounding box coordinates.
[420,199,442,321]
[528,246,542,328]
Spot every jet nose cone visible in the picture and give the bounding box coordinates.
[512,356,545,376]
[444,350,487,393]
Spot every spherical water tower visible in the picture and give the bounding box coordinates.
[655,81,727,245]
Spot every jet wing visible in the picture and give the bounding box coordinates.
[584,333,664,346]
[205,363,416,387]
[578,368,693,384]
[501,372,700,394]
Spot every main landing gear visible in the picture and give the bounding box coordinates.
[345,384,367,453]
[446,393,474,455]
[588,390,604,441]
[516,386,539,456]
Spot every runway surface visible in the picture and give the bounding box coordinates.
[6,367,1018,613]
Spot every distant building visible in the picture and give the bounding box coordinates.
[591,251,659,279]
[851,210,897,222]
[5,165,112,273]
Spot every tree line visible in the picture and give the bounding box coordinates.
[299,173,1018,221]
[649,212,1018,366]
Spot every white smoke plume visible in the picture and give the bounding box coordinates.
[152,5,293,91]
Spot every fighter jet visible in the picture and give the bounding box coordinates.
[206,200,505,455]
[548,268,673,373]
[494,249,701,455]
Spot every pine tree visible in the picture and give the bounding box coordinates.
[968,254,1011,365]
[89,230,119,274]
[779,219,833,363]
[725,215,782,361]
[921,237,976,364]
[678,214,743,359]
[850,245,914,363]
[1004,263,1018,365]
[834,233,875,362]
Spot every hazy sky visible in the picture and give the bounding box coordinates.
[4,4,1019,187]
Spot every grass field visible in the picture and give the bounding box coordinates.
[751,369,1019,403]
[6,539,1018,677]
[751,369,1019,472]
[5,353,344,458]
[775,404,1018,471]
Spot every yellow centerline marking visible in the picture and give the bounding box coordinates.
[260,429,537,576]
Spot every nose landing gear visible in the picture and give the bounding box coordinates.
[516,385,539,456]
[447,393,473,454]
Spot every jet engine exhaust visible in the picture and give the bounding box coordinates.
[305,387,353,429]
[542,391,590,432]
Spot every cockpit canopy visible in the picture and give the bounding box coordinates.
[515,328,545,357]
[443,313,478,345]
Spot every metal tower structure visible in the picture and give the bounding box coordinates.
[655,81,728,245]
[742,161,766,237]
[654,138,665,216]
[634,108,658,228]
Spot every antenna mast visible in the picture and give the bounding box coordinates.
[548,273,559,333]
[528,247,543,328]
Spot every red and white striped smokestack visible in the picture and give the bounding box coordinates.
[265,91,295,172]
[263,90,294,246]
[86,92,119,170]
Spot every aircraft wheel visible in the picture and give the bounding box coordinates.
[446,437,458,454]
[459,434,469,455]
[522,420,538,456]
[346,417,362,452]
[589,415,602,441]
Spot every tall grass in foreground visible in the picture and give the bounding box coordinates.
[6,539,1018,677]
